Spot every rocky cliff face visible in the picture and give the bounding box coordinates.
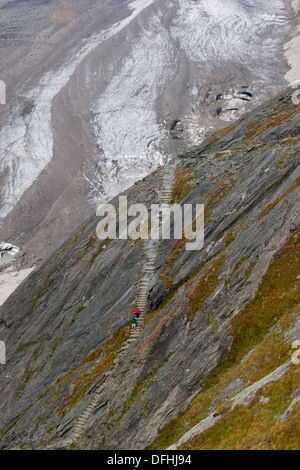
[0,87,299,450]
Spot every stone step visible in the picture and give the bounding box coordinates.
[73,428,82,434]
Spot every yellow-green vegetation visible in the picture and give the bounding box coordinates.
[208,124,236,144]
[147,229,300,450]
[246,122,255,136]
[160,274,173,290]
[187,253,226,323]
[180,366,300,450]
[56,326,127,417]
[229,229,299,359]
[230,256,247,275]
[223,229,238,247]
[172,168,193,203]
[260,176,300,219]
[250,102,300,141]
[244,259,256,278]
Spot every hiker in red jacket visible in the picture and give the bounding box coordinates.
[134,307,140,319]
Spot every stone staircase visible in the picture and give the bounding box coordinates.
[64,376,110,446]
[58,159,179,449]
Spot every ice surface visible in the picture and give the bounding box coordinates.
[170,0,287,67]
[91,14,175,203]
[0,0,155,220]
